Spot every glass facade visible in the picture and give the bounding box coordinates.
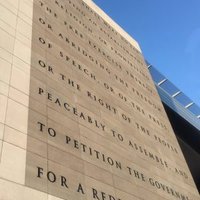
[147,63,200,130]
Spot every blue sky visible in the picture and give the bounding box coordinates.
[93,0,200,106]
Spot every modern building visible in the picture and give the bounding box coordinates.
[147,63,200,192]
[0,0,199,200]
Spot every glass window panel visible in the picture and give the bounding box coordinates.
[174,93,192,107]
[149,66,165,84]
[188,104,200,116]
[159,80,180,96]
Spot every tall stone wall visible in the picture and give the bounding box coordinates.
[0,0,199,200]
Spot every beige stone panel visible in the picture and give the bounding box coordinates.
[145,126,175,147]
[10,65,30,95]
[5,99,28,134]
[75,95,101,117]
[48,108,80,133]
[31,1,46,25]
[0,47,13,64]
[105,89,131,116]
[120,65,145,83]
[111,118,134,136]
[73,74,98,99]
[14,54,31,74]
[0,94,7,123]
[30,49,46,72]
[0,140,2,158]
[0,18,16,37]
[31,24,51,49]
[0,4,17,28]
[14,39,31,65]
[48,195,63,200]
[0,178,48,200]
[79,78,111,102]
[27,108,78,143]
[84,161,114,186]
[29,95,47,115]
[47,160,84,200]
[29,77,47,104]
[47,99,75,125]
[0,81,9,96]
[0,0,19,10]
[85,93,118,120]
[79,136,122,173]
[46,127,80,157]
[134,137,183,172]
[76,106,106,135]
[46,119,81,156]
[48,145,84,174]
[13,49,31,70]
[102,116,126,138]
[27,155,84,199]
[46,76,77,101]
[79,124,112,146]
[115,189,140,200]
[26,152,48,193]
[133,117,168,140]
[30,61,48,83]
[4,125,27,149]
[16,17,32,41]
[32,21,52,42]
[46,1,67,19]
[37,54,87,94]
[127,93,158,116]
[22,185,48,200]
[9,87,29,107]
[113,175,162,200]
[189,194,200,200]
[132,119,178,150]
[123,126,158,150]
[81,124,123,157]
[90,133,152,171]
[40,11,83,45]
[125,137,172,171]
[64,0,84,18]
[31,61,83,101]
[90,36,125,66]
[19,0,33,20]
[27,135,47,158]
[0,142,26,184]
[16,30,32,49]
[44,32,80,64]
[84,175,116,200]
[0,3,18,17]
[0,56,11,84]
[22,0,33,6]
[111,80,129,98]
[0,122,4,140]
[115,108,133,126]
[44,89,78,123]
[125,162,194,199]
[54,73,94,105]
[29,96,47,115]
[27,109,47,142]
[150,174,196,200]
[18,9,33,26]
